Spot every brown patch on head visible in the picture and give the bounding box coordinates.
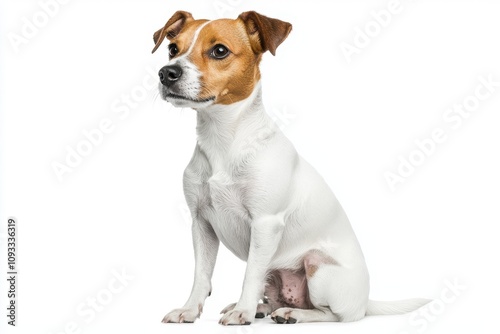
[190,13,291,105]
[152,11,292,106]
[153,13,209,59]
[186,19,263,105]
[238,11,292,56]
[152,11,194,53]
[164,20,209,57]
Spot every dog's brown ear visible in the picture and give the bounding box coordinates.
[152,11,194,54]
[238,11,292,56]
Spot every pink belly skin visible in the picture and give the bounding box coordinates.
[265,250,337,311]
[265,269,314,310]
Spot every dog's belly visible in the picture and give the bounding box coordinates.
[198,171,252,260]
[265,269,314,310]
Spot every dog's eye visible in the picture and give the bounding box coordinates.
[210,44,230,59]
[168,44,179,58]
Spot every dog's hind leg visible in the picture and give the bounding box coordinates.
[271,249,369,324]
[306,250,369,323]
[271,307,339,324]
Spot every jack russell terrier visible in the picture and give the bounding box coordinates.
[152,10,430,325]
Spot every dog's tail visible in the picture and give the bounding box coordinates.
[365,298,431,316]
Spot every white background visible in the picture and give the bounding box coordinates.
[1,0,500,333]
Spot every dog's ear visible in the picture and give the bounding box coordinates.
[238,11,292,56]
[152,11,194,54]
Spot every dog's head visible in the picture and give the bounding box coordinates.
[152,11,292,109]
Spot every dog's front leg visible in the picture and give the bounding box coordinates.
[219,215,284,325]
[162,218,219,323]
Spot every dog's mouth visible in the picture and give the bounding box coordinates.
[165,92,215,104]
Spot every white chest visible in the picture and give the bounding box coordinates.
[197,170,252,260]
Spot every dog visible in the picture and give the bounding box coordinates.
[152,10,430,325]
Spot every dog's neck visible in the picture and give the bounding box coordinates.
[194,82,276,170]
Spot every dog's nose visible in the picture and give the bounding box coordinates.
[158,65,183,85]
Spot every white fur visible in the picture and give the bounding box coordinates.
[161,21,212,108]
[161,51,429,327]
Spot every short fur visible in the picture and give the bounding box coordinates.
[152,10,430,325]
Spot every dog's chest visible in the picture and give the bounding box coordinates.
[186,155,254,259]
[205,170,251,219]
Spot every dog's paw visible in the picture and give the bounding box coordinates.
[221,302,271,319]
[161,307,200,323]
[220,302,237,314]
[255,302,272,318]
[271,308,298,324]
[219,308,253,325]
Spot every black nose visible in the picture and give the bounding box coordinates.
[158,65,183,86]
